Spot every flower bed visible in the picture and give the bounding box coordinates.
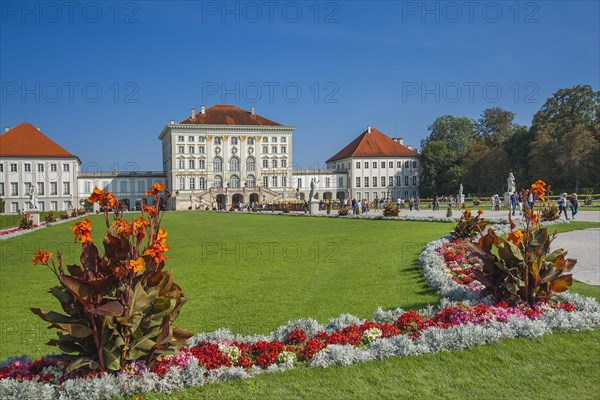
[1,296,599,399]
[0,214,90,241]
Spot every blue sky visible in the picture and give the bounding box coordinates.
[1,1,598,172]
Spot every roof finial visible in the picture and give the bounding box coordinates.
[367,126,372,134]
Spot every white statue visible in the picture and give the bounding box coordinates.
[507,172,516,193]
[458,184,464,204]
[29,186,38,209]
[309,178,319,201]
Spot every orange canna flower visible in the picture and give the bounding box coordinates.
[112,220,132,238]
[507,229,524,246]
[129,257,145,274]
[530,180,546,199]
[87,187,117,209]
[478,209,484,215]
[32,249,53,265]
[146,183,165,196]
[464,208,471,218]
[71,218,93,243]
[143,204,157,217]
[133,216,151,239]
[143,229,169,264]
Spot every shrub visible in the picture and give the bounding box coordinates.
[19,214,34,229]
[31,184,191,374]
[472,196,481,206]
[452,209,489,239]
[281,203,291,214]
[44,211,57,223]
[338,205,349,216]
[59,213,69,220]
[471,180,576,305]
[382,201,399,217]
[539,204,560,221]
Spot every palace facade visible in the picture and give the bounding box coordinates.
[0,105,420,213]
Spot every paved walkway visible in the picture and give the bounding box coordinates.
[312,208,600,223]
[551,228,600,287]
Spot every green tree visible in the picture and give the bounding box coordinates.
[421,115,478,158]
[529,85,600,188]
[418,140,452,197]
[476,107,516,145]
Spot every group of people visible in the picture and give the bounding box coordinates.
[506,190,579,220]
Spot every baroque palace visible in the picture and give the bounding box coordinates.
[0,105,420,212]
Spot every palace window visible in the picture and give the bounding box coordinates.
[356,177,361,187]
[64,164,70,172]
[356,162,360,169]
[231,137,238,145]
[10,163,17,172]
[199,177,207,189]
[37,182,44,195]
[246,157,256,171]
[178,146,184,154]
[262,159,268,168]
[325,177,331,188]
[381,177,385,187]
[229,175,240,188]
[189,160,195,169]
[214,175,223,188]
[51,164,57,172]
[247,175,256,188]
[397,161,401,168]
[50,182,57,195]
[178,136,184,142]
[272,159,278,168]
[189,177,195,190]
[413,176,418,186]
[213,157,223,172]
[248,137,255,145]
[63,182,70,195]
[179,177,185,190]
[214,137,222,145]
[11,182,18,196]
[281,146,286,153]
[178,160,185,169]
[281,159,287,168]
[263,146,268,153]
[396,176,402,186]
[282,176,287,187]
[38,164,44,172]
[188,135,194,142]
[405,176,409,186]
[272,176,278,187]
[229,157,240,171]
[24,163,31,172]
[263,176,269,187]
[381,162,385,168]
[199,160,205,169]
[364,177,369,187]
[189,146,195,153]
[372,162,376,168]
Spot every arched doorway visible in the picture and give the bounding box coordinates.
[249,193,259,203]
[336,191,346,200]
[232,193,243,205]
[323,192,333,200]
[215,194,226,210]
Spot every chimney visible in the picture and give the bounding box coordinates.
[251,106,255,115]
[407,145,413,150]
[392,137,404,145]
[200,105,206,115]
[3,126,8,133]
[170,119,175,125]
[36,127,41,131]
[367,126,372,134]
[191,108,196,119]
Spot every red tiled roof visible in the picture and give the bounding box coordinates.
[0,123,78,159]
[326,127,419,162]
[179,104,283,126]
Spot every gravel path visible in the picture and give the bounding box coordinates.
[551,228,600,286]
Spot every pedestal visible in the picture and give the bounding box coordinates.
[504,192,511,209]
[309,201,319,215]
[27,209,41,226]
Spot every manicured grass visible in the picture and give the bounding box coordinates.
[546,221,600,234]
[0,212,52,229]
[1,213,598,400]
[0,212,452,359]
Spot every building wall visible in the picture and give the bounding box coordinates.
[159,124,295,210]
[328,156,420,200]
[77,173,167,211]
[292,169,348,200]
[0,157,79,213]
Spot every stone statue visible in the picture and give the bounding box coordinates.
[507,172,516,193]
[458,184,464,204]
[29,186,38,209]
[309,178,319,201]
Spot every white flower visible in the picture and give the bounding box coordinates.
[362,327,383,344]
[277,351,297,365]
[218,344,241,363]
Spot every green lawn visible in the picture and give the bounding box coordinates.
[0,212,598,400]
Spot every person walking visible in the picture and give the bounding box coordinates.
[510,191,517,216]
[558,193,569,220]
[409,197,414,211]
[570,193,579,219]
[433,196,439,211]
[415,197,420,211]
